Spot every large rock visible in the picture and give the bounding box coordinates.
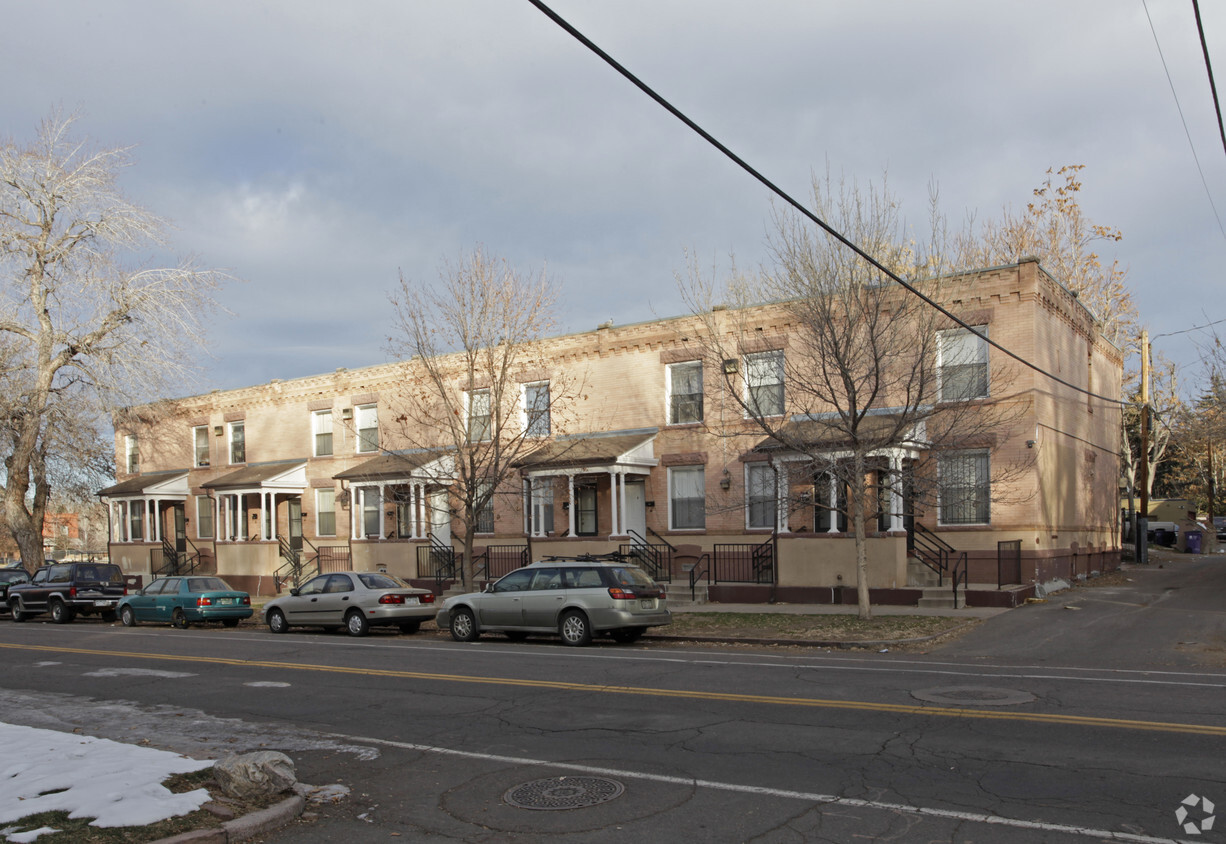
[213,751,297,800]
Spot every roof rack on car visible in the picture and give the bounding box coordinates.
[536,552,632,563]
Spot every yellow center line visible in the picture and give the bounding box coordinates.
[5,641,1225,737]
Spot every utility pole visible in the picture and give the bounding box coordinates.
[1137,329,1150,564]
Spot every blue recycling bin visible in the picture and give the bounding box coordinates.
[1186,531,1202,554]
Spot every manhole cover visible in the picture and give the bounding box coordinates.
[504,776,625,811]
[911,686,1036,706]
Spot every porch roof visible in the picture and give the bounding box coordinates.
[333,450,451,484]
[97,471,190,499]
[512,432,658,473]
[201,461,308,491]
[752,416,927,454]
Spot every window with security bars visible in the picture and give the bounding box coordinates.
[939,450,990,525]
[745,351,785,417]
[669,466,706,530]
[938,326,989,401]
[468,390,491,443]
[313,410,333,457]
[475,481,495,533]
[746,463,775,529]
[524,383,550,437]
[668,361,703,424]
[316,488,336,536]
[356,405,378,453]
[193,426,209,467]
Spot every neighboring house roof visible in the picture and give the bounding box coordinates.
[96,471,190,499]
[512,432,658,472]
[333,450,452,484]
[201,462,307,491]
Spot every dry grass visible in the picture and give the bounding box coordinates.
[661,612,973,643]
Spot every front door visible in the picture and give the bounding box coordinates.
[172,505,187,554]
[288,499,303,554]
[624,481,647,538]
[429,489,450,545]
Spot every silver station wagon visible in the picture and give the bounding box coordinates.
[436,556,672,646]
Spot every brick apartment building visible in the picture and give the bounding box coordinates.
[99,259,1123,605]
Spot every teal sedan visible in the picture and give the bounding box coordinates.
[118,576,252,629]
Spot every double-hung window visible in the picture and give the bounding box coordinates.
[312,410,333,457]
[360,488,380,537]
[523,382,550,438]
[468,389,491,443]
[356,405,378,453]
[938,449,990,525]
[528,478,554,535]
[193,426,209,468]
[746,463,776,529]
[669,466,706,530]
[228,422,245,464]
[316,488,336,536]
[745,351,785,417]
[125,435,139,474]
[938,326,989,401]
[668,361,704,425]
[195,496,214,539]
[128,502,144,541]
[575,484,598,535]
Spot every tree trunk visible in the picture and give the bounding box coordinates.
[852,450,871,619]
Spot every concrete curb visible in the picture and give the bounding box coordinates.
[644,618,981,649]
[151,790,307,844]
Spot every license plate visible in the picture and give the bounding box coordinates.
[640,599,653,610]
[405,597,419,605]
[218,598,233,605]
[94,600,112,608]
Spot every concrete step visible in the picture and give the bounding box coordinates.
[666,583,707,606]
[906,557,942,588]
[916,585,963,610]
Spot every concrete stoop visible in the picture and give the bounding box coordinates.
[906,557,942,588]
[916,585,963,610]
[667,583,708,608]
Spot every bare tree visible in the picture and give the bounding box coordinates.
[0,113,224,568]
[682,173,1026,619]
[386,247,583,587]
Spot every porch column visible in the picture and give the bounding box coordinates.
[608,470,620,538]
[378,483,386,541]
[827,475,839,534]
[618,470,628,536]
[566,474,577,537]
[889,454,904,532]
[775,464,789,533]
[523,478,531,536]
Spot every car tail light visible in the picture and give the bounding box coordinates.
[69,587,77,599]
[379,593,406,604]
[608,587,637,600]
[420,593,436,604]
[241,596,250,605]
[197,597,213,607]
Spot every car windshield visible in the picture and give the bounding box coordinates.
[357,573,407,590]
[187,577,231,592]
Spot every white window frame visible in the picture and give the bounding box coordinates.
[316,488,336,536]
[356,404,378,454]
[666,360,704,425]
[745,463,776,530]
[467,389,492,443]
[938,449,991,526]
[937,325,990,402]
[312,410,334,457]
[228,421,246,465]
[192,426,210,468]
[522,382,550,438]
[195,495,214,539]
[668,466,706,530]
[125,435,139,474]
[744,350,785,418]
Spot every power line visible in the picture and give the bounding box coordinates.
[527,0,1123,406]
[1143,0,1226,241]
[1192,0,1226,162]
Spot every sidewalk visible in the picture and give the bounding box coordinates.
[667,600,1008,620]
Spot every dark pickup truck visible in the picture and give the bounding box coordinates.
[8,562,127,623]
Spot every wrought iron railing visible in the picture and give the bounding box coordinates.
[473,544,529,581]
[153,537,202,578]
[689,553,711,601]
[416,534,456,592]
[712,540,774,583]
[621,530,672,582]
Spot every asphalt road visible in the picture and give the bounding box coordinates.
[0,556,1221,843]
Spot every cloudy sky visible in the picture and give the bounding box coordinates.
[5,1,1224,396]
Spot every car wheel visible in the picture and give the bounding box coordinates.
[9,598,27,622]
[559,610,592,646]
[345,610,370,637]
[171,608,189,630]
[610,628,644,644]
[49,599,73,624]
[504,631,529,642]
[120,606,137,627]
[398,622,420,635]
[222,618,240,628]
[101,610,117,623]
[449,607,480,642]
[267,609,288,634]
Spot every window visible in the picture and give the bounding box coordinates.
[128,502,144,541]
[355,404,378,453]
[196,496,213,539]
[939,450,990,525]
[312,410,333,457]
[316,488,336,536]
[815,472,848,532]
[668,361,704,425]
[475,480,495,534]
[125,435,139,474]
[529,478,554,535]
[669,466,706,530]
[360,488,380,537]
[745,351,785,417]
[746,463,775,529]
[938,326,989,401]
[467,389,491,443]
[523,382,550,437]
[193,426,209,468]
[576,484,597,536]
[228,421,245,464]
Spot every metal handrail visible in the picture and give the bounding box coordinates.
[912,523,954,585]
[689,553,711,601]
[951,551,968,608]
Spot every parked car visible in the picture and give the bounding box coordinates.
[0,568,30,612]
[118,576,252,629]
[262,571,437,636]
[8,562,126,623]
[436,556,672,646]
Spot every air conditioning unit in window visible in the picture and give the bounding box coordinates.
[722,359,739,374]
[341,408,353,420]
